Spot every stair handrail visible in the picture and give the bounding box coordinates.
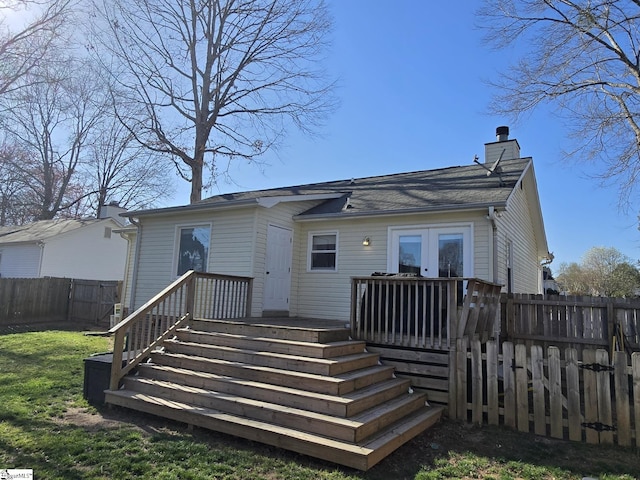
[108,270,196,391]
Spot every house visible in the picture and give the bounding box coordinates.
[103,127,551,469]
[0,205,129,281]
[121,127,551,321]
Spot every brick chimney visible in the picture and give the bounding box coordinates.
[484,126,520,165]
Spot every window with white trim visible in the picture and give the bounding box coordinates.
[309,232,337,271]
[176,225,211,276]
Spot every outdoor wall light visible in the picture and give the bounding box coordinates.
[362,237,370,246]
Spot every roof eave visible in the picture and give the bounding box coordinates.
[122,199,260,218]
[293,202,509,222]
[123,192,348,218]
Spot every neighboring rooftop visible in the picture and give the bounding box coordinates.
[0,218,109,245]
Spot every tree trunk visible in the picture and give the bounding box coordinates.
[190,160,203,204]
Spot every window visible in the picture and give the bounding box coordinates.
[309,232,337,271]
[438,233,463,277]
[398,235,422,274]
[176,225,210,276]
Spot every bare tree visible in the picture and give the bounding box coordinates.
[86,111,174,218]
[479,0,640,206]
[0,56,107,220]
[92,0,335,203]
[0,142,34,225]
[556,246,640,296]
[0,0,71,97]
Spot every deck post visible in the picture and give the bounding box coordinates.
[245,277,254,317]
[185,272,196,319]
[109,330,125,391]
[448,343,457,417]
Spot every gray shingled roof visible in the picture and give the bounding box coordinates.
[0,218,105,245]
[198,158,531,218]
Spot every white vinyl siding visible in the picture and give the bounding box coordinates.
[0,244,41,278]
[132,209,256,308]
[293,211,493,322]
[497,181,542,293]
[40,220,127,281]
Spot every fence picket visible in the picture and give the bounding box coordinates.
[633,353,640,448]
[583,349,599,444]
[471,339,483,424]
[515,343,529,432]
[595,349,614,444]
[486,340,499,426]
[531,345,546,436]
[548,347,563,439]
[565,348,582,442]
[614,351,631,446]
[456,337,469,421]
[502,342,516,428]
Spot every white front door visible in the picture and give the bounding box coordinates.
[264,225,293,311]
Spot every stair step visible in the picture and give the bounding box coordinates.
[137,362,411,417]
[163,339,379,376]
[189,318,350,343]
[136,363,411,417]
[104,389,443,471]
[150,352,395,395]
[123,376,429,443]
[176,329,366,358]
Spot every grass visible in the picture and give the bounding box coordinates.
[0,330,638,479]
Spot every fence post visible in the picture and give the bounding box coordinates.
[502,293,515,341]
[606,298,615,353]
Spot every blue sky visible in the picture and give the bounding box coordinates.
[6,1,635,269]
[166,2,637,269]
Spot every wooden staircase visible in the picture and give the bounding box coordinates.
[105,318,443,471]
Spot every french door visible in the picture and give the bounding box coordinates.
[389,226,471,278]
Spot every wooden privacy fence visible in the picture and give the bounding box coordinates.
[0,277,121,329]
[451,337,640,447]
[501,294,640,353]
[0,277,71,324]
[69,279,120,325]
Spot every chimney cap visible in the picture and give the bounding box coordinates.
[496,126,509,141]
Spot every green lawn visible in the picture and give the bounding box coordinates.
[0,330,637,479]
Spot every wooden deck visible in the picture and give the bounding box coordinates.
[105,316,443,471]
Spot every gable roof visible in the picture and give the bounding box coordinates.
[125,158,532,219]
[0,218,110,246]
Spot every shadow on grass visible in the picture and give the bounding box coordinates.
[86,405,640,480]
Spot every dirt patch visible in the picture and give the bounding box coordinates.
[55,407,133,432]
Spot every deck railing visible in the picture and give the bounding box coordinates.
[108,271,253,391]
[350,276,503,349]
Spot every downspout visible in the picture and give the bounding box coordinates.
[487,206,499,284]
[37,240,45,277]
[128,217,141,312]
